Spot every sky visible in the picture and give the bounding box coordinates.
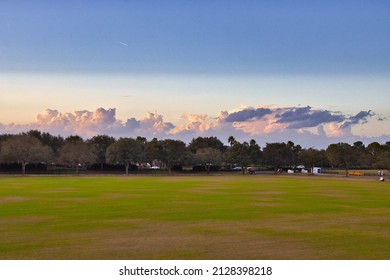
[1,0,389,148]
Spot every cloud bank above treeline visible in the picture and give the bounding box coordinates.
[0,105,386,148]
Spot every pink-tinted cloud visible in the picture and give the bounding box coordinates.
[171,113,214,135]
[0,105,384,148]
[33,108,122,137]
[136,112,175,137]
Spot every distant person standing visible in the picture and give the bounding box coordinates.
[378,170,385,181]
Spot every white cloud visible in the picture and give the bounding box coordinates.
[33,108,122,137]
[0,105,385,148]
[137,112,175,137]
[171,113,214,135]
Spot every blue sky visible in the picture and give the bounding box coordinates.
[2,0,389,74]
[1,0,389,148]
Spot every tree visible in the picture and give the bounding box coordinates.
[228,136,237,146]
[326,143,357,176]
[298,148,329,170]
[225,141,252,174]
[188,136,226,153]
[0,134,13,144]
[0,135,53,174]
[248,139,262,165]
[105,138,143,175]
[58,140,96,175]
[367,142,384,167]
[64,135,84,144]
[263,142,296,174]
[195,147,223,175]
[373,151,390,179]
[370,142,390,178]
[25,130,64,154]
[88,135,115,170]
[352,141,370,168]
[160,139,190,174]
[135,136,147,168]
[145,138,163,167]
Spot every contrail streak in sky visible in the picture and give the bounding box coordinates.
[118,41,129,47]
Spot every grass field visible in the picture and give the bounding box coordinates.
[1,175,390,260]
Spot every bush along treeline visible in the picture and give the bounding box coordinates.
[0,130,389,176]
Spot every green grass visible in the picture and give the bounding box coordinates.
[1,175,390,259]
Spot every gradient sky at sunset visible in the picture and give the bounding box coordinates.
[1,0,389,148]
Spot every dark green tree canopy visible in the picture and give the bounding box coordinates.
[298,148,328,168]
[195,147,223,174]
[145,138,163,164]
[26,130,64,154]
[65,135,84,144]
[0,135,53,174]
[160,139,190,173]
[188,136,226,153]
[58,141,96,174]
[326,142,359,176]
[225,141,252,174]
[1,130,390,175]
[105,138,144,175]
[88,135,115,169]
[263,142,297,173]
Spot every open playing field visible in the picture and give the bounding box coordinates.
[1,175,390,260]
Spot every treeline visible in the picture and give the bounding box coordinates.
[0,130,389,175]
